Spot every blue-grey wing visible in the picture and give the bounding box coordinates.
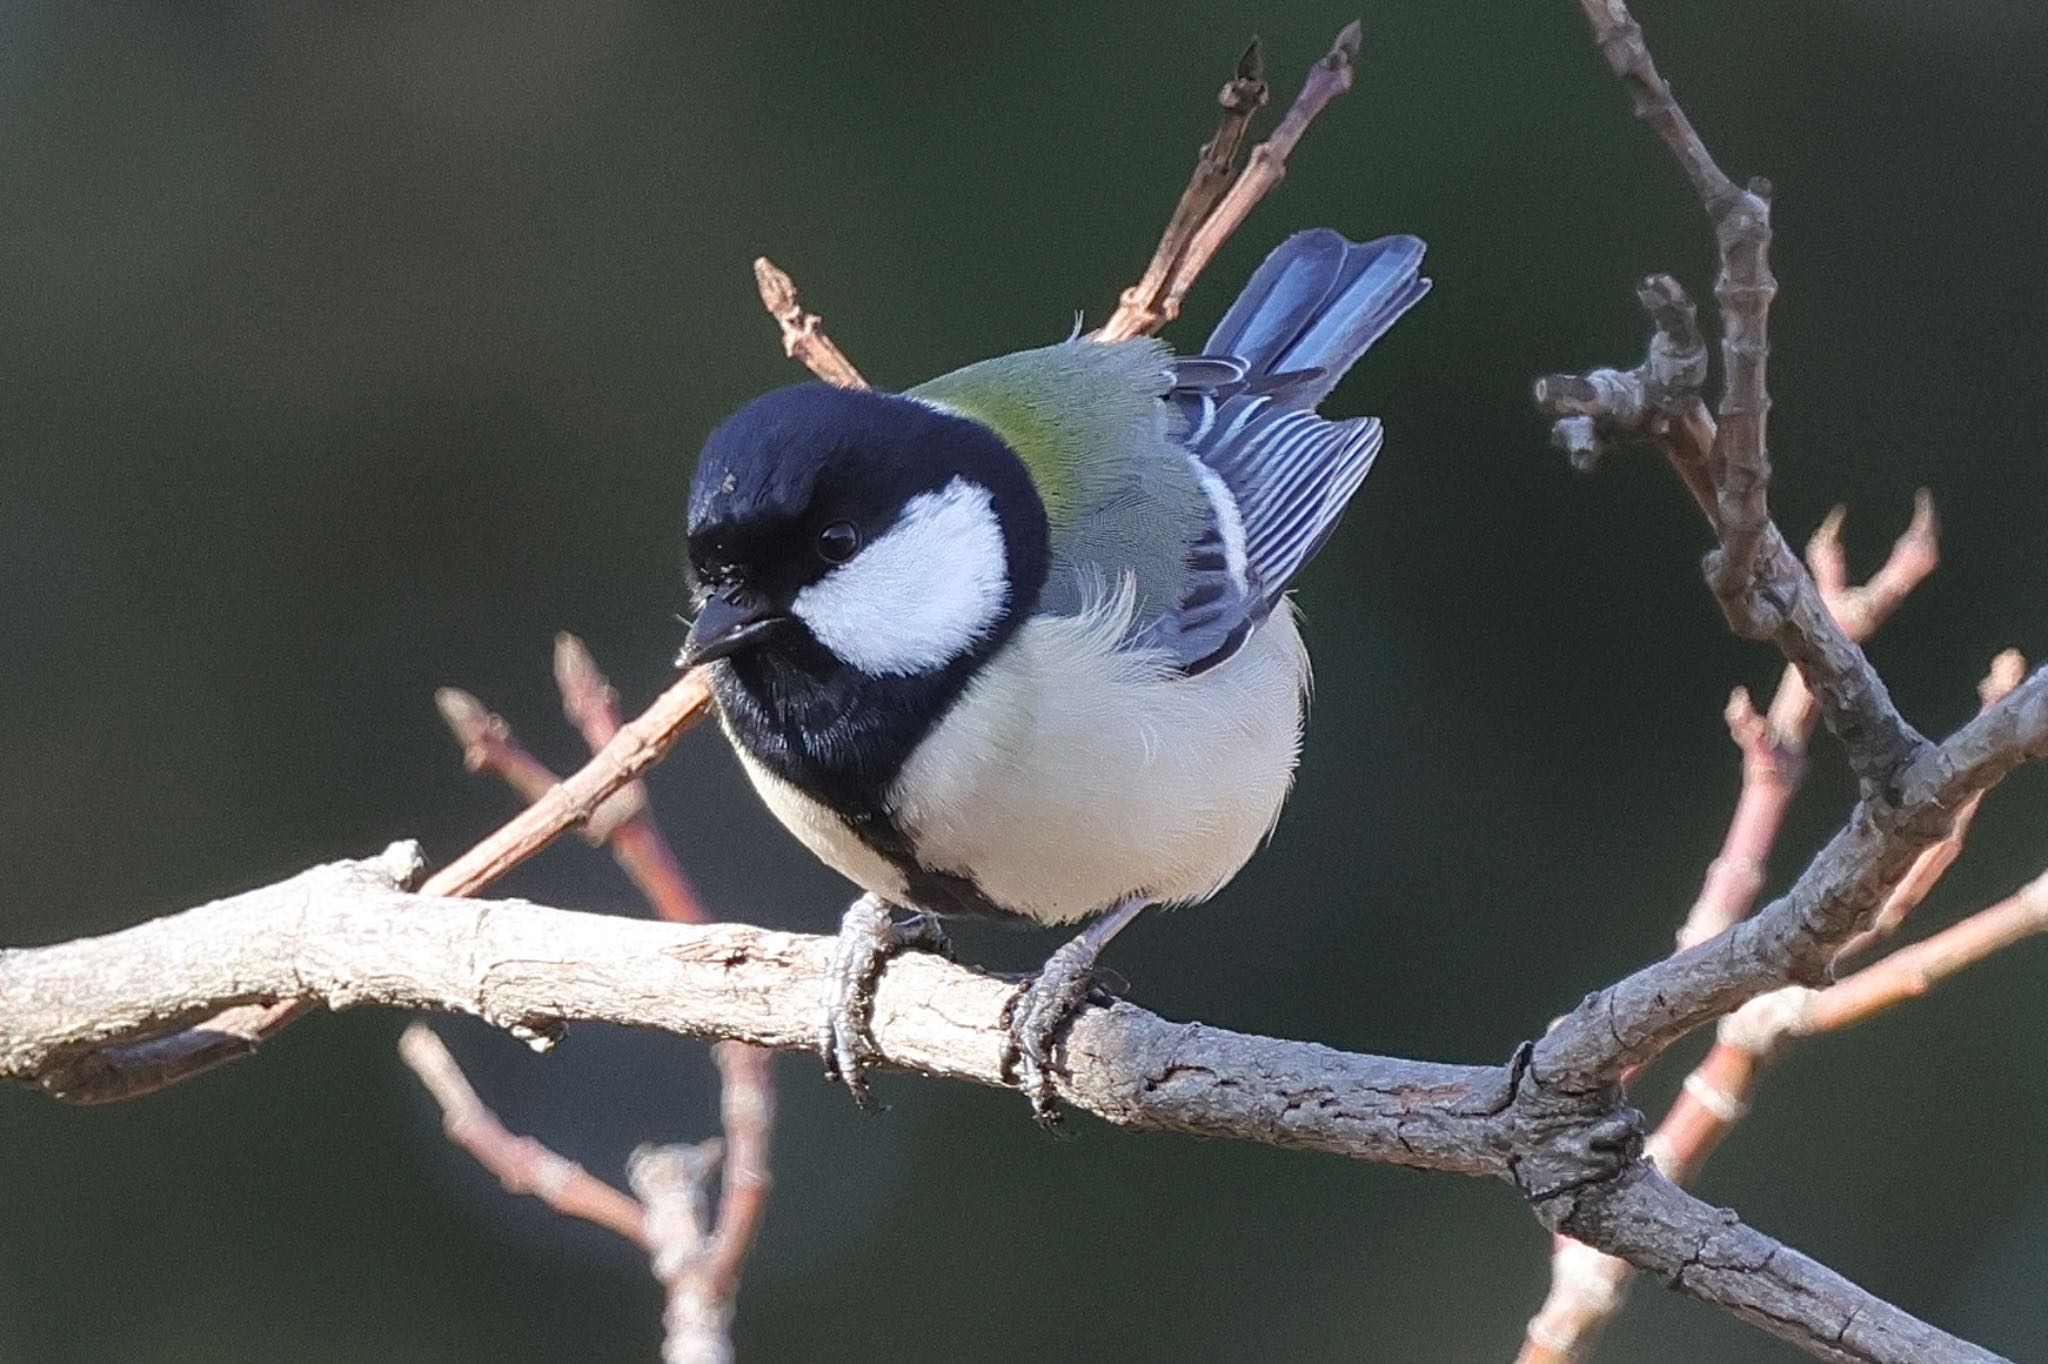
[1125,447,1265,675]
[1139,230,1427,674]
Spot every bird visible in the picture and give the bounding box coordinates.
[681,228,1428,1119]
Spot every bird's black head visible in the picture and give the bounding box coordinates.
[682,383,1050,822]
[684,382,1050,678]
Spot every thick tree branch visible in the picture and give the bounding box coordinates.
[0,850,1518,1172]
[0,850,2015,1363]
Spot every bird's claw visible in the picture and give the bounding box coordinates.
[819,896,950,1109]
[999,941,1124,1128]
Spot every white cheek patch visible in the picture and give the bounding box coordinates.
[793,477,1009,676]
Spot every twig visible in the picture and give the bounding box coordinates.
[1809,866,2048,1032]
[1096,38,1270,342]
[398,1022,649,1247]
[754,27,1357,366]
[1676,498,1942,951]
[1096,22,1362,341]
[631,1142,732,1364]
[0,850,2016,1364]
[551,634,709,922]
[50,668,718,1101]
[435,688,565,807]
[37,999,312,1106]
[1538,289,1928,799]
[1579,0,1781,620]
[701,1041,775,1304]
[423,668,714,896]
[751,257,868,389]
[426,636,771,1353]
[1538,2,1929,798]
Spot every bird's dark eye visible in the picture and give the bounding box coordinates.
[815,521,861,564]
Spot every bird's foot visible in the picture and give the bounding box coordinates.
[820,895,950,1109]
[999,937,1125,1128]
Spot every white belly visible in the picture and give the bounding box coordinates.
[887,597,1309,924]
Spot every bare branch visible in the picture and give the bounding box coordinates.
[1540,0,1931,799]
[751,257,868,389]
[1676,496,1943,952]
[426,669,715,896]
[1096,22,1362,341]
[1517,0,2024,1110]
[701,1041,775,1303]
[0,850,2017,1363]
[436,688,564,807]
[1525,653,2022,1362]
[1532,663,2048,1093]
[1096,39,1271,342]
[1811,865,2048,1033]
[37,999,311,1105]
[427,636,766,1347]
[399,1022,649,1246]
[46,668,717,1101]
[1097,40,1269,346]
[0,851,1520,1168]
[631,1142,734,1364]
[1557,1165,2005,1364]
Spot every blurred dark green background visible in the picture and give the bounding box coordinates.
[5,2,2046,1360]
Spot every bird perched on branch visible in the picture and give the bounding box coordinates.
[683,229,1428,1119]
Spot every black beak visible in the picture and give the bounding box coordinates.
[681,593,786,668]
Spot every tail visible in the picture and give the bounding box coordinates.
[1203,229,1429,410]
[1171,230,1428,609]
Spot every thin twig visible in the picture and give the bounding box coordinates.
[701,1041,775,1304]
[551,634,708,919]
[424,668,714,897]
[546,636,773,1309]
[426,636,770,1353]
[1675,499,1942,951]
[631,1141,734,1364]
[398,1022,649,1247]
[1097,38,1270,341]
[1096,22,1362,341]
[751,257,868,389]
[50,669,713,1102]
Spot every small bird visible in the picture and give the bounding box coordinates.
[683,229,1428,1118]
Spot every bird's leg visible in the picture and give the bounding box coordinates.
[820,893,950,1108]
[1002,899,1146,1125]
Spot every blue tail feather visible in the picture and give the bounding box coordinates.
[1170,229,1428,609]
[1203,229,1429,408]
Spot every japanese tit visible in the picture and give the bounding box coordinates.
[683,229,1428,1116]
